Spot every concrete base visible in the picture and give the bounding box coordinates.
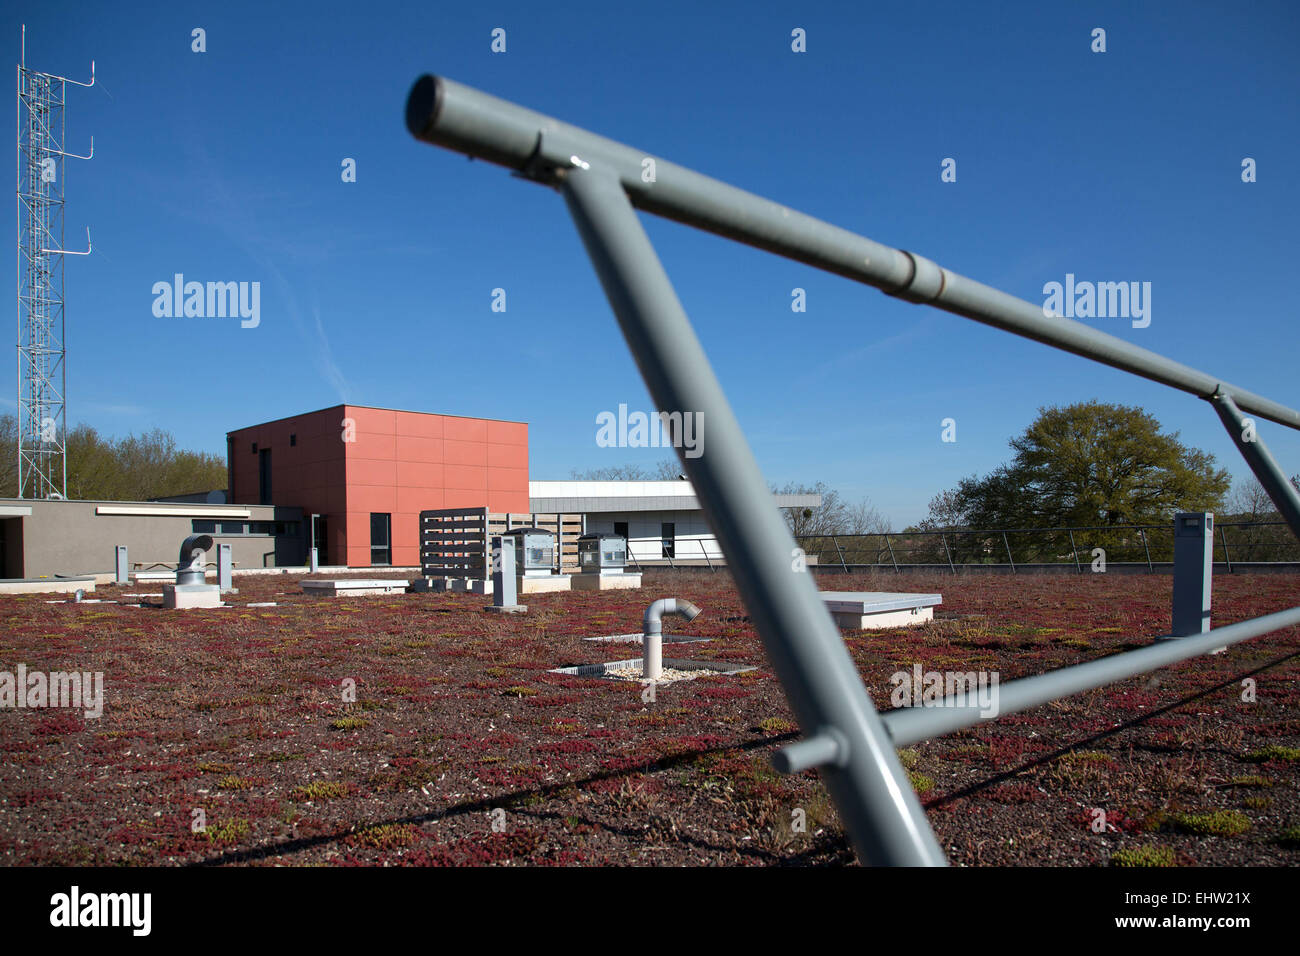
[832,606,935,629]
[582,632,710,644]
[411,577,491,595]
[0,577,97,595]
[571,572,643,591]
[549,658,755,679]
[520,575,571,594]
[823,591,942,630]
[302,579,410,596]
[410,575,571,595]
[163,584,223,609]
[485,604,528,614]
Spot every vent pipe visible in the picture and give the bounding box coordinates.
[642,598,701,680]
[176,534,214,586]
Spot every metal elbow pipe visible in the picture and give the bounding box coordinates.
[642,598,701,681]
[176,534,214,586]
[643,598,701,637]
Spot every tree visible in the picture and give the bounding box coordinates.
[0,414,16,498]
[0,413,226,501]
[921,401,1230,530]
[774,481,890,536]
[569,460,683,480]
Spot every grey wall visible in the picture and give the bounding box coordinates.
[0,498,305,578]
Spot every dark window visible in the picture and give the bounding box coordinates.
[370,513,392,566]
[289,433,296,447]
[661,522,675,559]
[249,521,273,535]
[219,521,245,535]
[614,521,629,539]
[312,515,328,565]
[251,442,257,454]
[258,448,272,505]
[192,520,216,534]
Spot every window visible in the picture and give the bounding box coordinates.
[661,522,675,559]
[219,521,246,535]
[370,513,392,566]
[289,433,297,447]
[614,521,629,539]
[312,515,328,565]
[192,520,217,534]
[251,442,257,454]
[258,448,272,505]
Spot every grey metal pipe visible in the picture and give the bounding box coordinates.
[883,603,1300,747]
[405,74,1300,430]
[642,597,701,637]
[176,533,213,587]
[643,598,701,680]
[1210,390,1300,538]
[559,164,946,866]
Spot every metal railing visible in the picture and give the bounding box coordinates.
[794,520,1300,573]
[626,521,1300,572]
[406,75,1300,866]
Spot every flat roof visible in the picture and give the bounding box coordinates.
[528,481,822,514]
[226,403,528,434]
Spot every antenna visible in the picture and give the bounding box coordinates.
[15,25,95,499]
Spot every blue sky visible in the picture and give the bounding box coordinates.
[4,0,1297,527]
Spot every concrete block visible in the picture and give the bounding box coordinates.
[572,572,643,591]
[0,577,97,596]
[822,591,942,630]
[519,574,571,594]
[163,584,223,609]
[301,579,410,596]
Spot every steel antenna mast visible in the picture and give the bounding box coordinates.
[16,24,93,499]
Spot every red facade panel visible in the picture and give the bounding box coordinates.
[227,404,529,568]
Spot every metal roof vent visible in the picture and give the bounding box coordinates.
[504,527,555,576]
[176,534,214,586]
[578,532,627,574]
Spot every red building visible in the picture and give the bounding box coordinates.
[227,405,529,567]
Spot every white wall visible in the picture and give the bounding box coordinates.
[584,509,725,562]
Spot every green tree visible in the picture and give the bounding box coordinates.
[922,401,1230,530]
[0,413,226,501]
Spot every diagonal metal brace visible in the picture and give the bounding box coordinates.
[559,162,945,866]
[1210,389,1300,539]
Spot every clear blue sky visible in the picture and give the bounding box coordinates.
[4,0,1297,527]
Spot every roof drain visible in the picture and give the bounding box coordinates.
[642,598,701,680]
[176,534,214,586]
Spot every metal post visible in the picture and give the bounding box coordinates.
[886,534,899,573]
[700,537,714,572]
[1139,528,1152,570]
[1002,532,1015,574]
[940,534,955,575]
[557,164,944,866]
[1210,389,1300,539]
[1168,513,1213,638]
[1220,525,1233,574]
[217,543,233,593]
[833,535,848,573]
[1066,530,1081,573]
[488,535,525,613]
[114,545,128,586]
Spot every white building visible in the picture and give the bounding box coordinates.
[528,480,822,566]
